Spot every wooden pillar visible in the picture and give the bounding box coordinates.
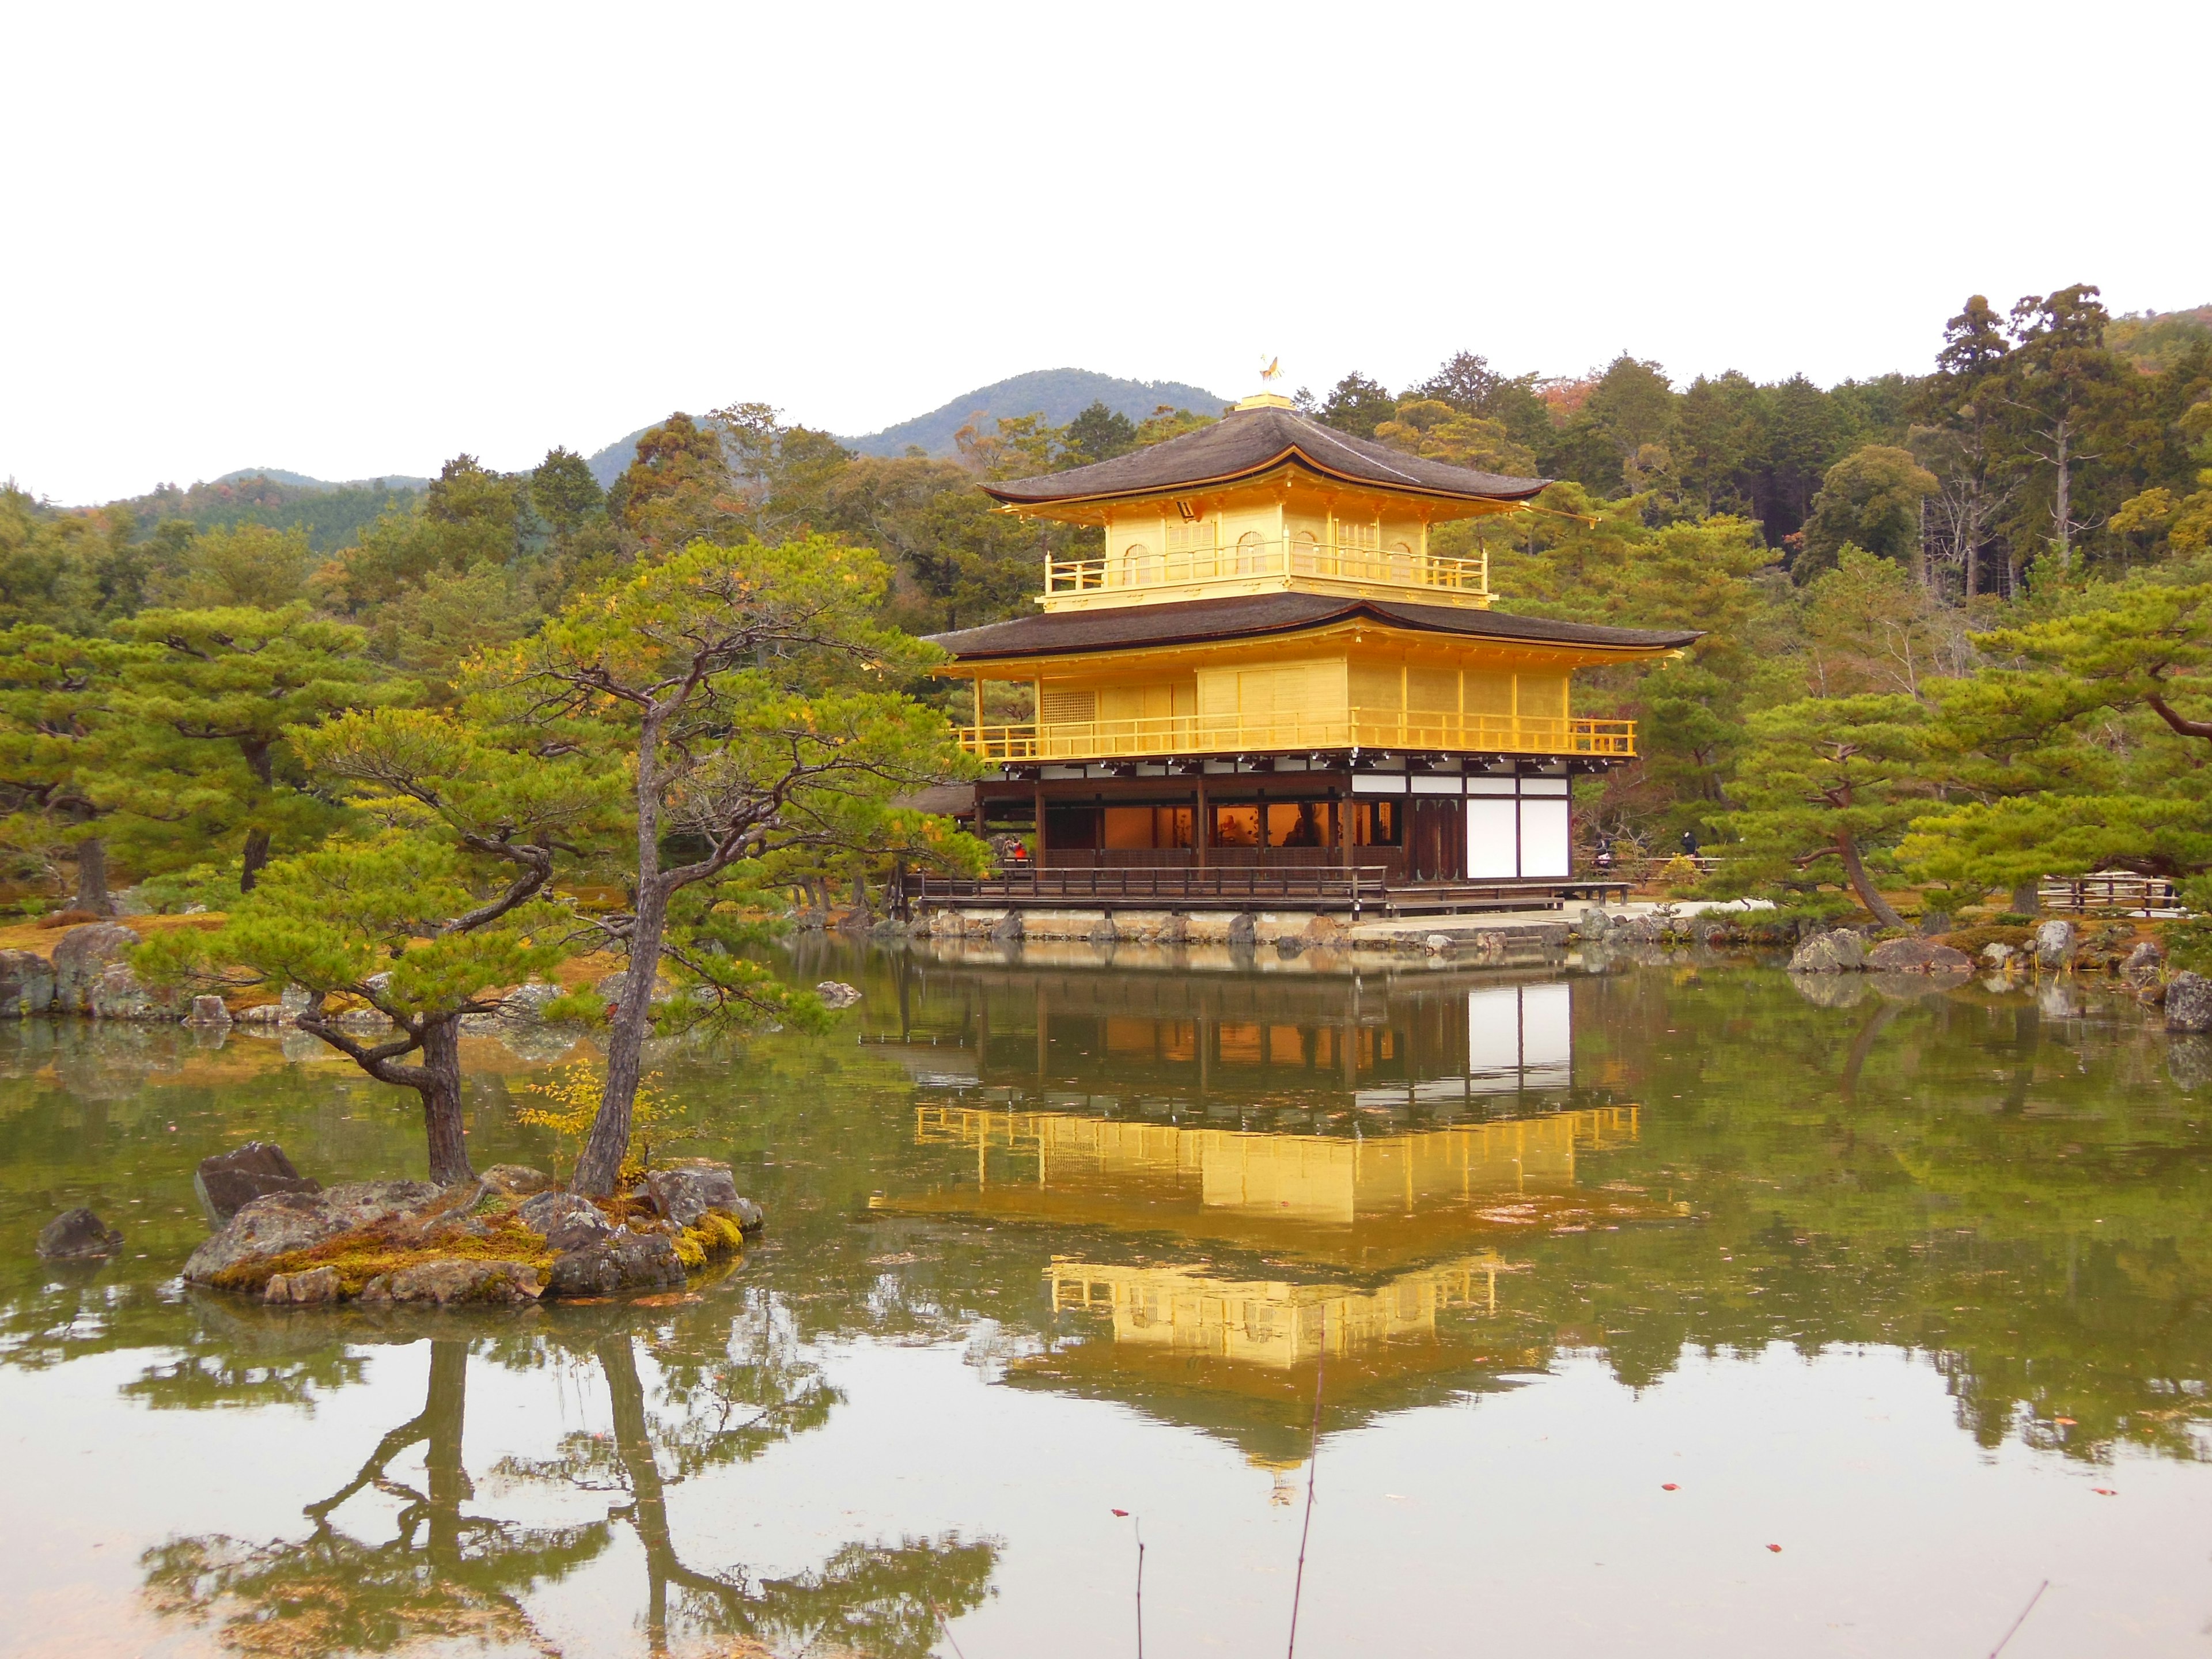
[1194,773,1209,868]
[1033,777,1047,869]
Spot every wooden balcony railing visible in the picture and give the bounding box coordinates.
[1044,537,1488,599]
[958,709,1635,763]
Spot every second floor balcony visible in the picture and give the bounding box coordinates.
[957,708,1635,764]
[1041,536,1490,608]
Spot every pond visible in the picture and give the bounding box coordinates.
[3,942,2209,1657]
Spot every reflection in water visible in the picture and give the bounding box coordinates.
[1047,1256,1504,1370]
[6,945,2212,1656]
[862,957,1592,1123]
[890,1103,1650,1267]
[143,1340,607,1654]
[141,1321,998,1658]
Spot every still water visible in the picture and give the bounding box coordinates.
[3,944,2209,1657]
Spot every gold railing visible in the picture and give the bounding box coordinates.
[1044,537,1488,599]
[957,709,1635,762]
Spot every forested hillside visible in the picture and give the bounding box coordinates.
[581,367,1231,484]
[6,284,2212,931]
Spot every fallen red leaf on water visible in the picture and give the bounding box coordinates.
[1661,1484,1679,1491]
[2054,1416,2077,1426]
[1111,1509,1128,1517]
[2092,1488,2116,1496]
[1767,1544,1783,1553]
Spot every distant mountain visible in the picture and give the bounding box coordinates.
[214,467,431,491]
[839,369,1233,458]
[585,430,651,488]
[2108,305,2212,372]
[581,368,1233,486]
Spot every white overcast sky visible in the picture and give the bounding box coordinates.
[5,1,2207,505]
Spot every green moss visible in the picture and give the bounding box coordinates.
[209,1194,743,1299]
[211,1217,558,1297]
[673,1210,747,1270]
[1942,925,2033,956]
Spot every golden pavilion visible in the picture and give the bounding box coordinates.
[930,393,1696,898]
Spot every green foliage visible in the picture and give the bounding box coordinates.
[1317,370,1397,438]
[488,535,986,1191]
[94,604,397,887]
[128,473,421,554]
[136,832,566,1018]
[1797,445,1939,576]
[1717,694,1933,926]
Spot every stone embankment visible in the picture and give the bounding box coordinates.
[906,905,1574,966]
[167,1147,763,1308]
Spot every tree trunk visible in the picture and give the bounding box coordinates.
[241,827,272,893]
[2051,418,2072,573]
[417,1014,475,1185]
[422,1340,471,1573]
[2009,881,2040,918]
[73,835,113,915]
[1834,831,1907,930]
[601,1337,678,1650]
[575,732,670,1197]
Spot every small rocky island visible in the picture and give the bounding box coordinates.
[172,1142,763,1306]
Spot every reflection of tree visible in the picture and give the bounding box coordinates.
[142,1341,606,1654]
[495,1324,995,1657]
[141,1318,998,1658]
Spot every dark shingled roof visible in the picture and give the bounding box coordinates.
[929,594,1700,662]
[980,403,1548,506]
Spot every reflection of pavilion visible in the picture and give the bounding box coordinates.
[885,1103,1641,1270]
[862,952,1592,1119]
[1014,1254,1546,1467]
[1048,1255,1503,1370]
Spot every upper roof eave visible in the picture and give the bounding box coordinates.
[976,403,1551,510]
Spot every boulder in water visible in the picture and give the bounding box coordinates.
[360,1259,544,1306]
[195,1142,320,1219]
[1866,937,1973,974]
[518,1190,614,1252]
[815,980,862,1010]
[547,1233,685,1297]
[1787,930,1866,973]
[2124,941,2165,985]
[50,923,139,1014]
[265,1266,340,1304]
[36,1207,124,1259]
[646,1160,754,1231]
[0,949,56,1016]
[2165,971,2212,1034]
[2035,919,2077,970]
[183,1180,444,1283]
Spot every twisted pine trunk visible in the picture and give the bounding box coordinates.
[1835,831,1907,931]
[300,1006,476,1186]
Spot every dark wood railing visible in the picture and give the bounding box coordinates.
[915,863,1391,908]
[906,866,1630,916]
